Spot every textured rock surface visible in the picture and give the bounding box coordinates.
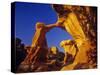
[54,5,97,70]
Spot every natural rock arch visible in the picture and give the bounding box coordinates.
[17,5,97,72]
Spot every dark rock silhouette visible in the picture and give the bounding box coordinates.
[16,38,27,70]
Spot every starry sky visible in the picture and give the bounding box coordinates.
[15,2,73,52]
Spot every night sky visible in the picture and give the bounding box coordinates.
[15,2,73,52]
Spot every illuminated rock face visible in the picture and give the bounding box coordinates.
[55,5,97,70]
[60,40,77,58]
[59,12,90,70]
[23,22,48,64]
[60,40,78,65]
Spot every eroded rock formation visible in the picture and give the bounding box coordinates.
[52,5,97,70]
[17,5,97,73]
[17,22,49,72]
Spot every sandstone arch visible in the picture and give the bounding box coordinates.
[17,5,97,72]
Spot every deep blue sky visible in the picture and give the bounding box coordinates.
[15,2,73,52]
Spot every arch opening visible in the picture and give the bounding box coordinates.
[46,27,73,52]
